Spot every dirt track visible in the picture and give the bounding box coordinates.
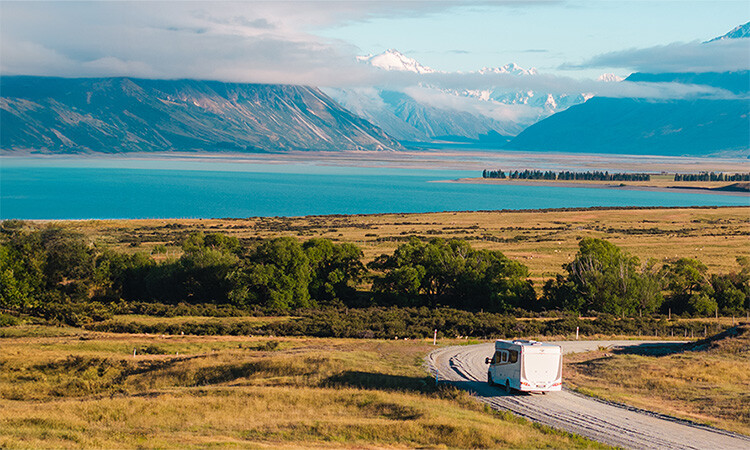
[425,341,750,449]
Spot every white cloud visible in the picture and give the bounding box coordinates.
[402,86,542,124]
[562,39,750,73]
[0,1,745,102]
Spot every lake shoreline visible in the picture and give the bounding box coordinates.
[4,149,750,174]
[434,177,750,197]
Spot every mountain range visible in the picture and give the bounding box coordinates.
[1,23,748,157]
[0,77,402,153]
[328,49,592,143]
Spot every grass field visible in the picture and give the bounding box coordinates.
[57,206,750,285]
[564,324,750,436]
[0,327,607,449]
[98,315,294,327]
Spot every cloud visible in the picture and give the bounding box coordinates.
[402,85,541,125]
[0,2,380,84]
[351,69,739,100]
[562,39,750,73]
[0,1,744,103]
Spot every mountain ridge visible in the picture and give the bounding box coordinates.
[0,76,403,154]
[505,71,750,157]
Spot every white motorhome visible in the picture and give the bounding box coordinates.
[485,339,562,393]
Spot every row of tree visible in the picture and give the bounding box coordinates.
[482,170,651,181]
[673,172,750,182]
[1,221,748,318]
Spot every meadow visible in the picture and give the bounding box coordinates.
[0,327,606,449]
[2,206,748,447]
[64,206,750,284]
[564,324,750,435]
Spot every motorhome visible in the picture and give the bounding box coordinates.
[485,339,562,393]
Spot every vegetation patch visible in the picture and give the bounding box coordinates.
[565,324,750,435]
[0,333,607,449]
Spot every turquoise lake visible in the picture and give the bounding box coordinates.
[1,158,748,219]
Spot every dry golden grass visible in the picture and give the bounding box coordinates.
[56,206,750,285]
[564,324,750,436]
[0,329,606,449]
[99,314,293,327]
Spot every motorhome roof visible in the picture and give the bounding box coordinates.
[495,339,560,348]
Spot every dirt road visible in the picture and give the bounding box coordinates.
[426,341,750,449]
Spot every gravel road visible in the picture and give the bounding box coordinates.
[425,341,750,449]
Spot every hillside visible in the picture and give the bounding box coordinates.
[505,96,750,157]
[565,324,750,435]
[325,88,522,142]
[0,76,403,154]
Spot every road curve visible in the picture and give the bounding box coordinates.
[426,341,750,450]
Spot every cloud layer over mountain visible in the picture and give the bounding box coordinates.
[1,2,748,102]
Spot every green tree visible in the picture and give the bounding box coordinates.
[661,257,713,316]
[710,257,750,314]
[0,244,36,309]
[303,239,365,306]
[369,237,534,311]
[230,237,314,310]
[544,238,662,316]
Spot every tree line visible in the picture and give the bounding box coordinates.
[673,172,750,182]
[483,169,651,181]
[1,220,748,325]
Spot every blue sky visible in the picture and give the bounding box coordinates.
[318,1,749,77]
[1,1,748,88]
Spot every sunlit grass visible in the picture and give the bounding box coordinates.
[0,329,607,448]
[565,325,750,435]
[63,206,750,280]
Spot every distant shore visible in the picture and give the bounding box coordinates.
[435,177,750,197]
[3,149,750,174]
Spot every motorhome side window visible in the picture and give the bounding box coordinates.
[509,350,518,363]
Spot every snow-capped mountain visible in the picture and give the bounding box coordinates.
[707,21,750,42]
[479,63,538,76]
[356,49,436,74]
[597,73,625,82]
[339,49,592,143]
